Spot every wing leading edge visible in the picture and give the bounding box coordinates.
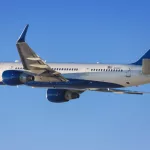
[16,25,68,82]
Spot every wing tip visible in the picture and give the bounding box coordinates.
[17,24,29,43]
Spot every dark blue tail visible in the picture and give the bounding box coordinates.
[132,49,150,65]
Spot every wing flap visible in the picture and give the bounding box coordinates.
[29,64,49,69]
[27,57,41,61]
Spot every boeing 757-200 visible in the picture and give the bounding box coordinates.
[1,25,150,102]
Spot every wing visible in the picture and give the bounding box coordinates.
[16,25,67,82]
[93,88,150,95]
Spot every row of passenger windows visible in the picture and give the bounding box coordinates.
[91,69,123,72]
[14,67,123,72]
[15,67,23,69]
[51,68,123,72]
[52,68,78,71]
[15,67,79,71]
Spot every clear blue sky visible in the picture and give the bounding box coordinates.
[0,0,150,150]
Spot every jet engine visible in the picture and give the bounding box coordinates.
[2,70,34,86]
[46,89,80,103]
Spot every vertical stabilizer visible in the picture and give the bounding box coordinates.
[132,49,150,65]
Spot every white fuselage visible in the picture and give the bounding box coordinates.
[0,62,150,88]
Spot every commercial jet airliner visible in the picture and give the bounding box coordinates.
[1,25,150,102]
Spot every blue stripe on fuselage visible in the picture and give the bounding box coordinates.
[25,79,124,88]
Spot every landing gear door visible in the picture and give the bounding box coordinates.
[126,68,131,77]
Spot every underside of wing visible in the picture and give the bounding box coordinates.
[93,88,150,95]
[16,25,67,82]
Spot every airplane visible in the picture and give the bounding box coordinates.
[1,24,150,103]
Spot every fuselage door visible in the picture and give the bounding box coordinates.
[85,68,90,75]
[126,68,131,77]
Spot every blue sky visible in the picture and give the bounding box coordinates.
[0,0,150,149]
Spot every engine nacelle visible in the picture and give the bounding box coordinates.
[46,89,80,103]
[2,70,34,86]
